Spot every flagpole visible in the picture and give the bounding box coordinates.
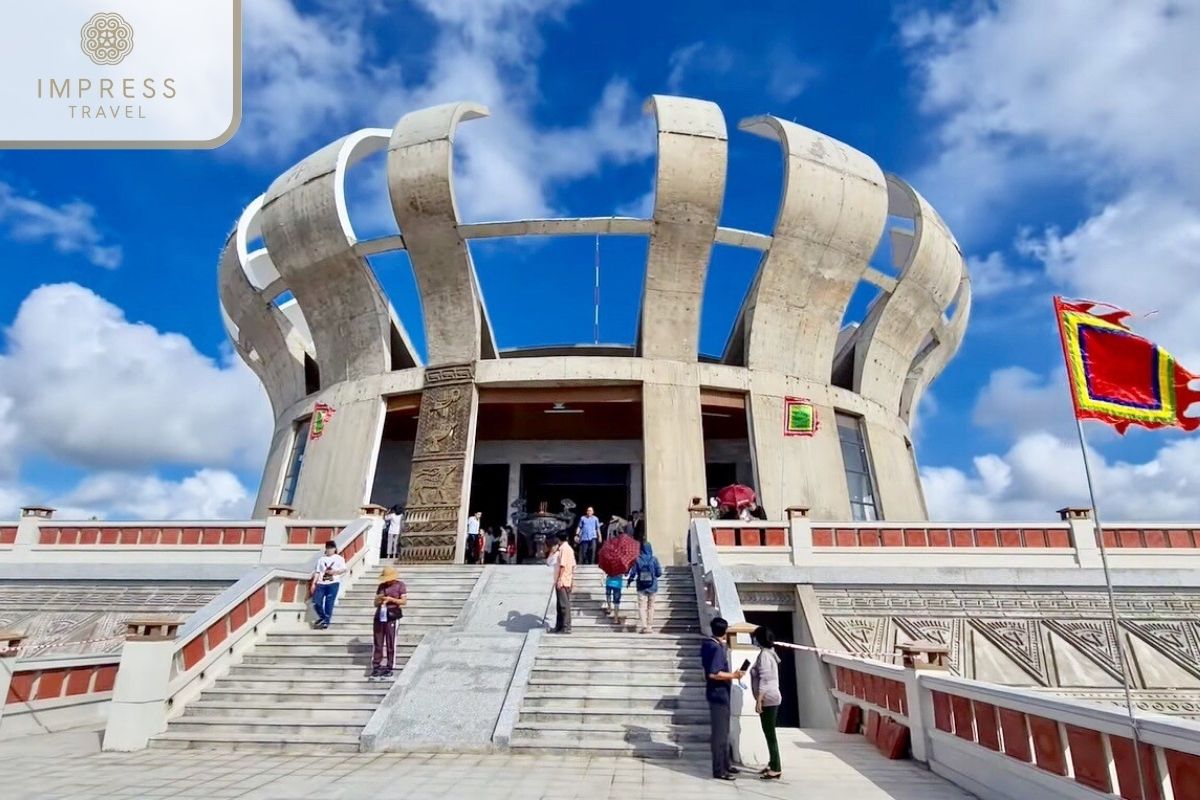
[1073,417,1149,795]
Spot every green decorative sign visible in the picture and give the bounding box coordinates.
[784,397,818,437]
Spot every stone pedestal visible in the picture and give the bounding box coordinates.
[0,632,25,728]
[401,364,479,563]
[102,619,184,752]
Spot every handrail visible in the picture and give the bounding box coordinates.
[689,518,746,633]
[823,652,1200,799]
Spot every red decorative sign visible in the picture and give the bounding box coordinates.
[784,397,818,437]
[310,403,335,440]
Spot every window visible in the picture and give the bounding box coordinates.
[837,413,880,521]
[279,417,311,506]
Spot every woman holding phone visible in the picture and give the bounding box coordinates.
[751,626,783,780]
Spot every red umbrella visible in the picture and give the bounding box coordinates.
[716,484,757,510]
[598,534,640,577]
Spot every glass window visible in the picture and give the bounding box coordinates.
[279,417,311,506]
[836,413,880,521]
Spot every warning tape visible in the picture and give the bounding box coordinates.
[773,640,901,661]
[0,634,126,658]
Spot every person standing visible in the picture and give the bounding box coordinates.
[702,617,745,780]
[627,540,662,634]
[631,510,645,542]
[576,506,601,565]
[751,626,783,779]
[311,540,347,629]
[371,567,407,679]
[547,530,576,634]
[383,505,404,559]
[496,526,510,565]
[465,511,482,564]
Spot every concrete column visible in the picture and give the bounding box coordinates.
[902,668,929,763]
[291,389,386,520]
[261,505,293,564]
[360,505,386,568]
[787,506,812,566]
[103,619,184,752]
[730,644,768,767]
[642,364,706,565]
[0,631,24,728]
[1060,506,1101,568]
[506,462,521,524]
[402,364,479,563]
[13,506,51,561]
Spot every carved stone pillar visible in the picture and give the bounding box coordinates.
[400,363,478,562]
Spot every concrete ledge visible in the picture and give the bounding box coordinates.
[491,629,542,748]
[728,564,1200,588]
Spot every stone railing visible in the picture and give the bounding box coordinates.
[711,507,1200,570]
[824,651,1200,800]
[0,637,121,738]
[0,505,359,566]
[101,514,383,750]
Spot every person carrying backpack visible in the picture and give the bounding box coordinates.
[371,566,407,679]
[627,540,662,634]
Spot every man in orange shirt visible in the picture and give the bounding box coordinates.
[547,530,576,634]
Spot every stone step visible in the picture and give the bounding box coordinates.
[152,732,361,754]
[508,739,687,759]
[529,669,703,685]
[167,716,368,737]
[201,687,390,705]
[225,664,379,681]
[182,701,380,721]
[249,643,419,658]
[538,634,705,646]
[217,676,388,691]
[518,707,709,726]
[523,686,705,703]
[240,653,411,667]
[510,721,710,744]
[534,652,699,666]
[264,632,426,646]
[310,621,456,632]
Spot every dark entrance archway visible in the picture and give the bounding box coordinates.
[520,463,631,531]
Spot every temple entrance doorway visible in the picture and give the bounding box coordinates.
[468,463,510,532]
[520,463,631,534]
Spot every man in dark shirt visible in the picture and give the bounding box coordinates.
[701,616,745,780]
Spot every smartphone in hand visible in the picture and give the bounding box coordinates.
[739,659,752,672]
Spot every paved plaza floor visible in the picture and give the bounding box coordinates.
[2,728,974,799]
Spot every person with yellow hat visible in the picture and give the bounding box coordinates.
[372,566,407,679]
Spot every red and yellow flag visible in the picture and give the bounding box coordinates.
[1054,297,1200,434]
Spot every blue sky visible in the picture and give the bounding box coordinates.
[2,0,1199,521]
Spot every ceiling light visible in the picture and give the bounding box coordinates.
[544,402,584,414]
[702,411,732,418]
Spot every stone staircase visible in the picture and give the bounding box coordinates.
[152,564,482,753]
[510,565,707,757]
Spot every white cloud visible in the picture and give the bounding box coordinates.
[234,0,654,221]
[966,251,1037,298]
[901,1,1200,242]
[0,283,271,472]
[1018,188,1200,365]
[922,431,1200,522]
[972,366,1074,440]
[50,469,253,521]
[0,183,121,268]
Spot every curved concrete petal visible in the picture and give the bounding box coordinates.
[387,102,498,366]
[217,234,309,416]
[638,95,728,361]
[852,176,966,415]
[726,116,888,378]
[260,130,417,384]
[900,274,972,423]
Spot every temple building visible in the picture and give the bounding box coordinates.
[220,95,970,563]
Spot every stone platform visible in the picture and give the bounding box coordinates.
[2,728,972,799]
